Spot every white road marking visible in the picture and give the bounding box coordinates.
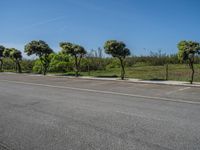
[166,87,191,95]
[178,87,191,91]
[0,79,199,105]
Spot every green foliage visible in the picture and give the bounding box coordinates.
[32,53,73,73]
[105,58,120,69]
[2,58,13,70]
[80,49,109,71]
[24,40,54,75]
[9,48,22,60]
[48,53,72,73]
[20,59,35,73]
[177,40,200,84]
[178,41,200,62]
[24,40,53,57]
[78,57,115,72]
[2,58,35,73]
[50,62,69,73]
[125,51,180,67]
[60,42,87,77]
[3,48,12,58]
[104,40,131,80]
[33,59,42,74]
[2,48,22,73]
[2,39,200,84]
[0,45,5,70]
[81,64,200,82]
[104,40,130,58]
[60,42,86,56]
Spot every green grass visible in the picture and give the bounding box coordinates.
[3,64,200,83]
[80,64,200,82]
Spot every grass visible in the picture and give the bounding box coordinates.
[2,64,200,83]
[80,64,200,82]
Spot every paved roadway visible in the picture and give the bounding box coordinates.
[0,73,200,150]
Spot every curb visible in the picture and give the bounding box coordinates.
[1,72,200,88]
[47,74,200,88]
[88,78,200,88]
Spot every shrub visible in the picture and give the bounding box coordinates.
[33,59,42,74]
[20,59,35,73]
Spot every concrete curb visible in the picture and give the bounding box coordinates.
[1,72,200,88]
[84,77,200,88]
[47,74,200,88]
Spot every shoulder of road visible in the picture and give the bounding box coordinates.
[66,76,200,88]
[2,72,199,88]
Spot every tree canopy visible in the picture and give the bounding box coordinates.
[178,41,200,62]
[10,48,22,60]
[104,40,131,80]
[3,48,22,73]
[177,40,200,84]
[60,42,86,57]
[3,48,12,58]
[24,40,53,57]
[24,40,54,75]
[104,40,130,59]
[60,42,87,77]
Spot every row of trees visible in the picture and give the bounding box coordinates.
[0,46,22,73]
[24,40,131,79]
[0,40,200,83]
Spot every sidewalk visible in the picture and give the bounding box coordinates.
[55,75,200,88]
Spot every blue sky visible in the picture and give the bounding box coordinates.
[1,0,200,56]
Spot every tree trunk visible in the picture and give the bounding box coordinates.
[40,58,48,76]
[88,64,90,76]
[77,56,83,77]
[74,56,79,77]
[0,59,3,70]
[190,63,194,84]
[119,58,125,80]
[43,65,47,75]
[15,61,17,73]
[165,64,168,80]
[16,60,22,73]
[43,61,48,76]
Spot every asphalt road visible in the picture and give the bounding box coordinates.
[0,73,200,150]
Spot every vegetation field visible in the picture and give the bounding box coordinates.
[1,55,200,83]
[80,64,200,82]
[1,40,200,84]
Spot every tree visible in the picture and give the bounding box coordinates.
[104,40,131,80]
[178,40,200,84]
[60,42,87,77]
[0,45,5,70]
[3,48,22,73]
[10,49,22,73]
[48,53,72,73]
[24,40,53,75]
[3,48,11,57]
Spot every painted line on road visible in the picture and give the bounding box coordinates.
[165,87,191,95]
[0,79,199,105]
[178,87,191,91]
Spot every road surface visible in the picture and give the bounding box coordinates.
[0,73,200,150]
